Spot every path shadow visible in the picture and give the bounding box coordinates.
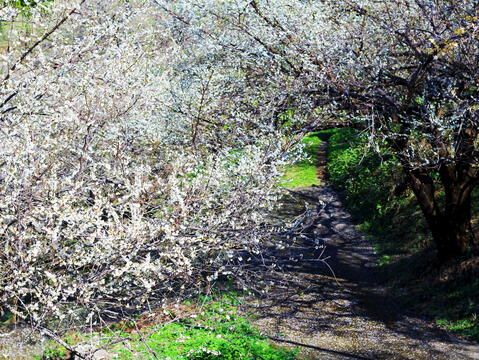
[242,186,478,360]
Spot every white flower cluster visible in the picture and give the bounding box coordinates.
[0,0,292,325]
[186,347,221,358]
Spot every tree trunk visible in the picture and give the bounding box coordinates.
[431,201,472,260]
[406,168,475,261]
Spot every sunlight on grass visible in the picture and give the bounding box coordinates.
[281,132,322,188]
[437,317,479,342]
[37,294,297,360]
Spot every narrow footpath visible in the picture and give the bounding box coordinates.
[247,143,479,360]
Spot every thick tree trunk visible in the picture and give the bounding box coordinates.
[431,203,472,260]
[406,168,475,261]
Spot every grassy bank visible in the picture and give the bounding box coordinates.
[325,128,479,342]
[280,132,322,188]
[38,294,297,360]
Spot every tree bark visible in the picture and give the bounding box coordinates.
[405,168,475,261]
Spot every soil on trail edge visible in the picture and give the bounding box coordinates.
[246,143,479,360]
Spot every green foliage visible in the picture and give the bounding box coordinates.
[115,322,293,360]
[114,298,296,359]
[0,0,49,46]
[281,132,322,188]
[420,277,479,341]
[38,347,69,360]
[437,318,479,342]
[278,109,296,129]
[1,0,46,8]
[39,294,297,360]
[328,128,400,221]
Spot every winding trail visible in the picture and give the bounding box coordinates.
[246,142,479,360]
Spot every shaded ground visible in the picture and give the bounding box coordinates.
[0,329,44,359]
[246,143,479,360]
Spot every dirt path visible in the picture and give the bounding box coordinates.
[247,143,479,360]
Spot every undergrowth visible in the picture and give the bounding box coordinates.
[38,293,297,360]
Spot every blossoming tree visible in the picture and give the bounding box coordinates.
[0,0,294,329]
[158,0,479,261]
[1,0,478,342]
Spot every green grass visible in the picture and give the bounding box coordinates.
[427,278,479,341]
[437,318,479,341]
[38,294,297,360]
[280,132,322,188]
